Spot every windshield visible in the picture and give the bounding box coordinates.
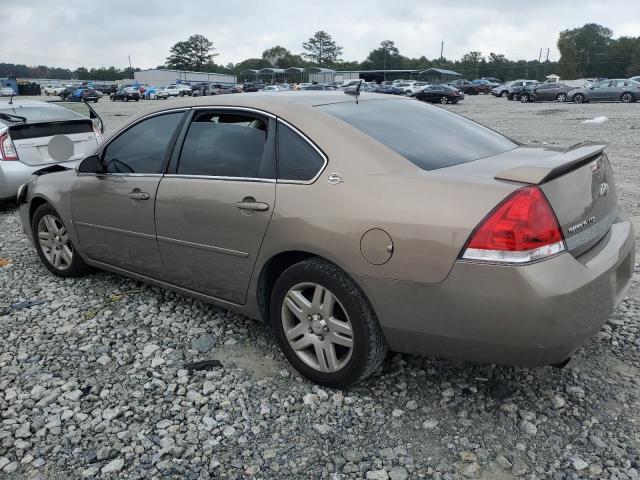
[0,105,85,123]
[318,99,518,171]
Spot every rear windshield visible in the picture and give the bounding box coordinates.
[318,99,517,170]
[0,106,84,123]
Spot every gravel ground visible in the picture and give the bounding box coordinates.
[1,94,639,480]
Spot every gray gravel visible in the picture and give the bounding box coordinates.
[1,94,639,479]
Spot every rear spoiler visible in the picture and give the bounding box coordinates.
[494,142,607,185]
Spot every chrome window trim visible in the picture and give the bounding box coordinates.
[73,221,156,240]
[191,105,276,119]
[276,118,328,185]
[164,174,275,183]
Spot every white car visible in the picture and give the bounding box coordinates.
[394,81,428,96]
[1,87,15,97]
[42,84,65,96]
[165,84,192,97]
[261,85,280,92]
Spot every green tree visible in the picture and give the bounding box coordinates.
[363,40,403,70]
[302,31,343,67]
[557,23,612,77]
[262,45,292,68]
[166,34,218,71]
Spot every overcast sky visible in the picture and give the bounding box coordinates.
[3,1,639,70]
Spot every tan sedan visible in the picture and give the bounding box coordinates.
[18,92,635,387]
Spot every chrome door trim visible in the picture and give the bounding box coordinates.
[275,118,328,185]
[157,236,249,258]
[73,221,156,240]
[163,174,276,183]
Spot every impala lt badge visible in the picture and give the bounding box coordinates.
[568,216,596,234]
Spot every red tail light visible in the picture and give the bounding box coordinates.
[0,131,18,161]
[461,186,565,263]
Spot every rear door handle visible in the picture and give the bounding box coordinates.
[236,198,270,212]
[128,190,150,201]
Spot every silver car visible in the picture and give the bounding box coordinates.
[567,79,640,103]
[0,99,103,201]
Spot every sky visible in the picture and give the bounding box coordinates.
[3,0,639,70]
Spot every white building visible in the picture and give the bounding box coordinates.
[134,69,236,85]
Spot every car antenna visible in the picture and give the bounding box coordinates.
[9,91,14,105]
[344,80,363,104]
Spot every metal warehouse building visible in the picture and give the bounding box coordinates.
[134,69,236,85]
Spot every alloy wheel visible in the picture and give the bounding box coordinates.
[520,94,529,103]
[573,94,584,104]
[621,93,633,103]
[440,96,448,104]
[37,215,73,270]
[281,282,354,373]
[557,93,566,102]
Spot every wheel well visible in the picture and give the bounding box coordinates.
[29,196,48,225]
[256,251,319,322]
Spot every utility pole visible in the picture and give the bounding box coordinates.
[128,55,132,70]
[538,48,542,62]
[440,41,444,61]
[545,48,550,61]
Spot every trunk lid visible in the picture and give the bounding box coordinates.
[9,120,98,166]
[438,142,617,256]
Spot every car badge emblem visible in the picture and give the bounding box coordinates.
[599,183,609,197]
[327,173,343,185]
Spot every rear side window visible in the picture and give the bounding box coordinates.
[277,123,325,181]
[177,112,273,179]
[318,99,517,171]
[103,112,183,174]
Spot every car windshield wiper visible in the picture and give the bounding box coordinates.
[0,112,27,123]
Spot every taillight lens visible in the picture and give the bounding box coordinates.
[461,186,565,263]
[0,131,18,161]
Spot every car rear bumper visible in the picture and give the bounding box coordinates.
[355,215,635,366]
[0,162,45,201]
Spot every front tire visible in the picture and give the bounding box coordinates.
[520,93,530,103]
[556,93,566,102]
[440,96,449,104]
[270,258,387,387]
[32,204,90,278]
[573,93,585,104]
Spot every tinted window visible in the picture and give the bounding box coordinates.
[178,112,271,178]
[277,123,325,181]
[319,99,517,171]
[103,112,183,174]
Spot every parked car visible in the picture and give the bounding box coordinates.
[373,84,404,95]
[0,99,103,201]
[507,80,538,100]
[630,76,640,83]
[415,84,464,104]
[518,83,574,103]
[261,85,280,92]
[143,86,169,100]
[42,84,65,96]
[165,84,192,97]
[567,79,640,104]
[93,84,117,95]
[448,79,488,95]
[243,83,265,93]
[472,79,498,90]
[0,87,15,97]
[491,81,516,97]
[393,81,426,96]
[60,87,101,103]
[301,84,334,91]
[482,77,502,84]
[18,92,634,387]
[110,87,141,102]
[189,82,209,97]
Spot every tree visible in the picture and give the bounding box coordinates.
[558,23,612,77]
[302,31,342,67]
[364,40,403,70]
[166,34,218,71]
[262,46,292,68]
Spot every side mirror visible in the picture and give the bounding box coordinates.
[77,155,103,174]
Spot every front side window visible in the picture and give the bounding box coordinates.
[177,111,272,178]
[277,123,325,181]
[103,112,184,174]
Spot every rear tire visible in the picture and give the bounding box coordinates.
[31,203,90,278]
[520,94,530,103]
[270,258,387,388]
[556,93,566,102]
[501,90,508,97]
[440,96,449,104]
[573,93,585,104]
[620,92,634,103]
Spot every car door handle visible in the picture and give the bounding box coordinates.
[128,190,150,200]
[236,198,270,211]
